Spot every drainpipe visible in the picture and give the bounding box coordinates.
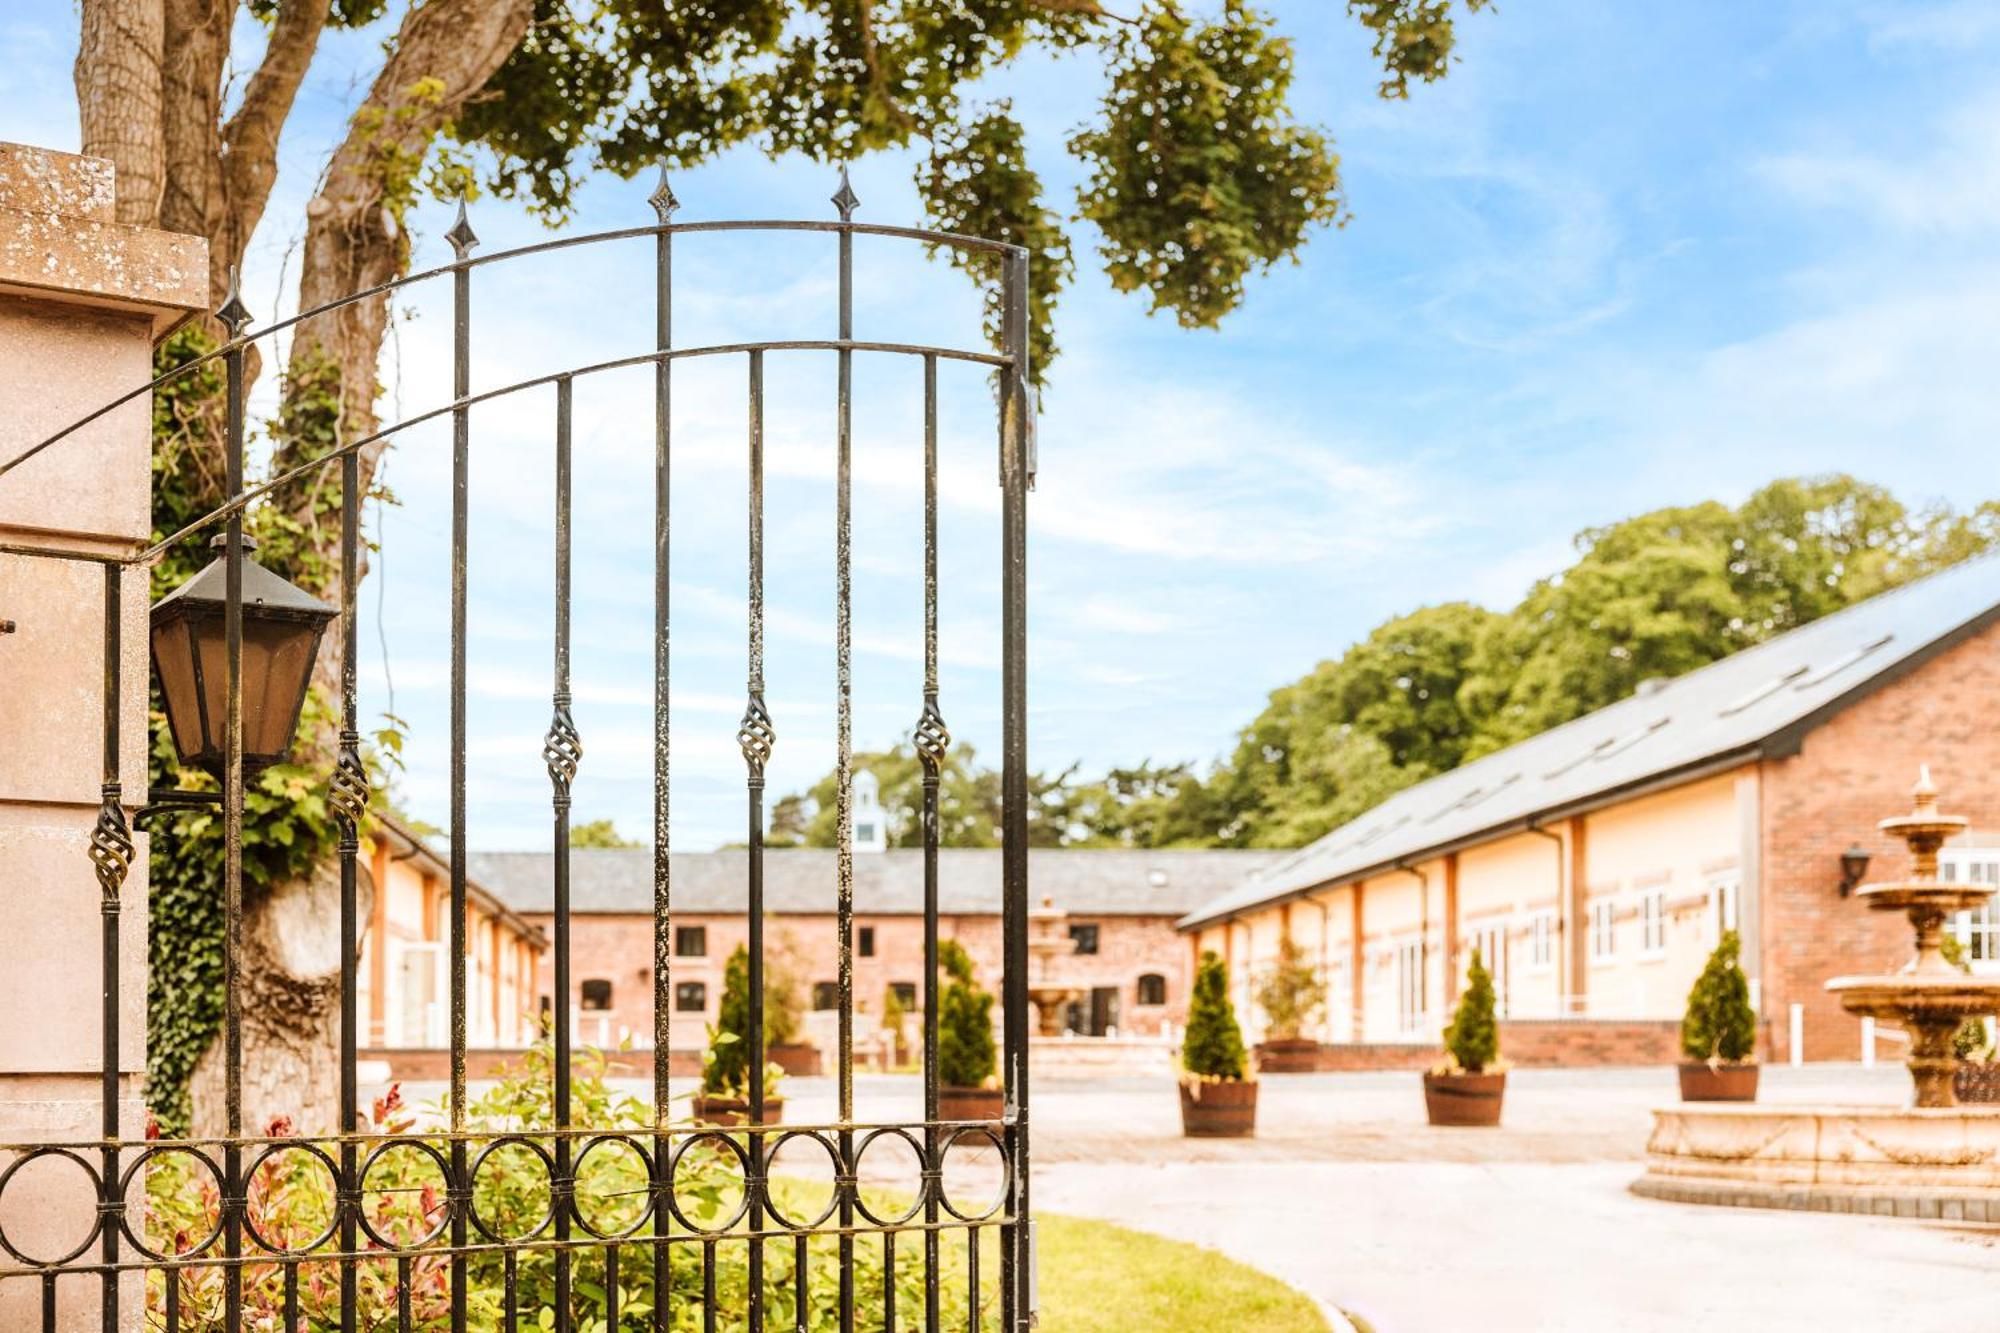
[1526,821,1566,1016]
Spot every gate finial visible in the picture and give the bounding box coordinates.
[216,265,252,337]
[649,164,680,221]
[832,165,860,221]
[445,198,479,259]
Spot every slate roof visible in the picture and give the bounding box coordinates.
[1179,553,2000,932]
[470,847,1284,918]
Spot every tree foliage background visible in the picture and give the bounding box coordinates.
[774,475,2000,852]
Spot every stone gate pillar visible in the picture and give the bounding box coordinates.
[0,142,206,1330]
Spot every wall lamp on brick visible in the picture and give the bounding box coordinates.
[1839,844,1873,897]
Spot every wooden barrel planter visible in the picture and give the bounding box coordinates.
[1253,1039,1323,1074]
[769,1043,822,1077]
[1677,1062,1759,1102]
[1422,1070,1505,1126]
[1955,1062,2000,1104]
[938,1086,1006,1122]
[689,1095,787,1127]
[1178,1079,1257,1137]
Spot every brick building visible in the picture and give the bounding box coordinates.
[1180,554,2000,1066]
[470,841,1279,1062]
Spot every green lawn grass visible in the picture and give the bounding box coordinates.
[1036,1210,1329,1333]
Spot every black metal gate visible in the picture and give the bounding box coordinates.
[0,174,1034,1331]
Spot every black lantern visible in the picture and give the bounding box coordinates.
[1839,843,1872,897]
[149,536,336,774]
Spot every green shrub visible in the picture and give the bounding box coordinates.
[1182,952,1248,1082]
[144,1045,968,1329]
[1442,948,1499,1074]
[1253,936,1326,1042]
[1681,930,1758,1064]
[938,939,997,1089]
[702,944,784,1100]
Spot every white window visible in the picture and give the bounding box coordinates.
[1395,940,1424,1035]
[1589,900,1616,962]
[1639,888,1666,957]
[1528,912,1554,970]
[1944,852,2000,965]
[1465,923,1509,1018]
[1710,875,1740,939]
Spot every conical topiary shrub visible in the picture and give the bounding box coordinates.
[1681,930,1757,1064]
[1678,929,1759,1101]
[1442,948,1499,1075]
[937,940,997,1090]
[1183,951,1248,1081]
[1179,951,1255,1136]
[696,944,784,1123]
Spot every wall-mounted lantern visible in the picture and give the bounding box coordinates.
[1839,844,1873,898]
[149,536,336,775]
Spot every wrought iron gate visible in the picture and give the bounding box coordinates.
[0,174,1035,1331]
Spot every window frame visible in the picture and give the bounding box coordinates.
[1638,887,1667,959]
[1136,973,1167,1006]
[580,977,614,1012]
[1588,899,1617,963]
[674,924,708,958]
[811,981,839,1011]
[1527,911,1554,972]
[1068,923,1101,956]
[858,926,876,958]
[674,980,707,1013]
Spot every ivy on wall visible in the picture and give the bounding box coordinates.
[143,329,387,1135]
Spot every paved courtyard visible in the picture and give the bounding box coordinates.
[385,1063,2000,1331]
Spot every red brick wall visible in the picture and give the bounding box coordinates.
[1274,1020,1758,1071]
[519,909,1194,1050]
[1758,621,2000,1062]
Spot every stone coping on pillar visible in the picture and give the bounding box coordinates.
[0,142,207,335]
[1639,1102,2000,1200]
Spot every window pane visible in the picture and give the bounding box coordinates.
[675,982,706,1012]
[812,982,839,1011]
[676,925,707,957]
[858,927,876,958]
[1069,924,1100,955]
[580,979,613,1011]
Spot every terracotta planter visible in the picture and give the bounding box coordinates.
[1423,1070,1505,1127]
[689,1095,786,1127]
[938,1086,1006,1122]
[1678,1061,1759,1103]
[769,1043,822,1078]
[1253,1038,1323,1074]
[1179,1079,1257,1137]
[1955,1062,2000,1104]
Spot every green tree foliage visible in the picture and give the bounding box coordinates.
[1442,948,1498,1073]
[1253,937,1326,1042]
[1681,930,1758,1064]
[1182,952,1248,1082]
[452,0,1487,384]
[938,939,997,1090]
[768,476,1999,855]
[569,818,641,848]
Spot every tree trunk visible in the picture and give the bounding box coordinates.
[74,0,165,224]
[187,857,375,1138]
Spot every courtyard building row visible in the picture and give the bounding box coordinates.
[1178,553,2000,1064]
[467,842,1278,1060]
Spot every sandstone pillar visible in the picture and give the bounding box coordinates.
[0,142,207,1331]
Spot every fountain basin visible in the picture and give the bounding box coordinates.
[1636,1102,2000,1219]
[1828,976,2000,1018]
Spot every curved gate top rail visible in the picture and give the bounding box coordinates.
[0,171,1039,1333]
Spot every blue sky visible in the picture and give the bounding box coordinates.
[7,2,1998,849]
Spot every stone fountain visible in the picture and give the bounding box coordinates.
[1827,768,2000,1108]
[1636,771,2000,1217]
[1027,895,1084,1038]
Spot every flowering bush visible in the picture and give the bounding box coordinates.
[144,1045,978,1330]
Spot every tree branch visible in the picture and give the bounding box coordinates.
[218,0,333,289]
[1024,0,1136,23]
